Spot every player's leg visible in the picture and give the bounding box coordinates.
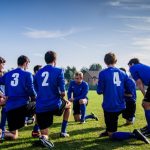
[60,99,71,137]
[79,99,87,123]
[122,100,136,125]
[2,105,26,140]
[26,101,40,138]
[73,101,81,122]
[0,107,7,131]
[142,85,150,133]
[36,111,54,148]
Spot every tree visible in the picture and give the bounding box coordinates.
[89,63,102,71]
[64,66,77,83]
[80,67,88,75]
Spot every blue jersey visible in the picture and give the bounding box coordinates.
[130,64,150,86]
[97,67,131,112]
[67,80,89,101]
[0,68,36,111]
[124,78,136,102]
[34,65,65,113]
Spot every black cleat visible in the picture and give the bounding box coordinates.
[133,129,150,144]
[91,112,99,121]
[99,131,108,138]
[140,126,148,133]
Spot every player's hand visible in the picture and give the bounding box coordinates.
[65,100,71,108]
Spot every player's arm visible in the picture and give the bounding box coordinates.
[136,79,145,96]
[97,72,104,95]
[67,81,74,102]
[26,73,37,100]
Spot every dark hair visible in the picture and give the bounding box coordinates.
[128,58,140,65]
[17,55,30,66]
[0,57,6,64]
[33,65,42,74]
[119,67,126,73]
[45,51,56,64]
[104,52,117,65]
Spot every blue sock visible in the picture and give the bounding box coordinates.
[33,124,40,132]
[80,104,86,122]
[0,107,7,131]
[111,132,134,140]
[85,114,94,120]
[61,120,68,133]
[145,110,150,131]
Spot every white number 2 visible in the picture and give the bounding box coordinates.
[113,72,121,86]
[11,73,19,86]
[42,71,49,86]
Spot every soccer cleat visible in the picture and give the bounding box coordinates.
[133,129,150,144]
[91,112,99,121]
[80,120,85,124]
[99,131,108,138]
[140,126,148,133]
[32,131,41,138]
[60,132,70,138]
[39,136,54,149]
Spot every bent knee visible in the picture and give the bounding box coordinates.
[79,99,87,104]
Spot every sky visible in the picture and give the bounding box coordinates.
[0,0,150,73]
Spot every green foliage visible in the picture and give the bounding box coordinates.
[89,64,102,71]
[1,91,150,150]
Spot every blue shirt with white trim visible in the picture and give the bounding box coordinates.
[34,65,65,113]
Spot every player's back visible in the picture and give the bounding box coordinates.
[98,67,128,112]
[130,64,150,86]
[3,68,35,111]
[35,65,65,113]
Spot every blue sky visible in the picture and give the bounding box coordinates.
[0,0,150,72]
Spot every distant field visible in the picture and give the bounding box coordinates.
[1,91,150,150]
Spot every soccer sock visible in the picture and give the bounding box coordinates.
[111,132,134,140]
[0,107,7,131]
[33,124,40,132]
[145,110,150,131]
[80,104,86,122]
[85,114,94,120]
[61,120,68,133]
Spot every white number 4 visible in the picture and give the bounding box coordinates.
[42,71,49,86]
[113,72,121,86]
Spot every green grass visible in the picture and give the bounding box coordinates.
[1,91,150,150]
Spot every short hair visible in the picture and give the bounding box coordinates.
[0,57,6,64]
[17,55,30,66]
[120,67,126,73]
[104,52,117,65]
[45,51,56,64]
[75,72,83,78]
[33,65,42,74]
[128,58,140,65]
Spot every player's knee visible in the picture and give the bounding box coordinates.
[142,101,150,110]
[79,99,87,104]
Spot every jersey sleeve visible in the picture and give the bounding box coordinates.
[67,81,73,100]
[57,69,65,93]
[130,67,140,81]
[26,73,37,97]
[97,71,104,94]
[74,82,89,100]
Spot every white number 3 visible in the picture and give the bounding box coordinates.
[113,72,121,86]
[11,73,19,86]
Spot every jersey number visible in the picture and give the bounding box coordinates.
[42,71,49,86]
[113,72,121,86]
[11,73,19,86]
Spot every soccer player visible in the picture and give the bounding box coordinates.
[0,55,36,140]
[128,58,150,137]
[67,72,98,124]
[120,68,136,125]
[35,51,71,148]
[30,65,42,138]
[0,57,7,142]
[97,52,149,144]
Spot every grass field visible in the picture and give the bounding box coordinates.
[1,91,150,150]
